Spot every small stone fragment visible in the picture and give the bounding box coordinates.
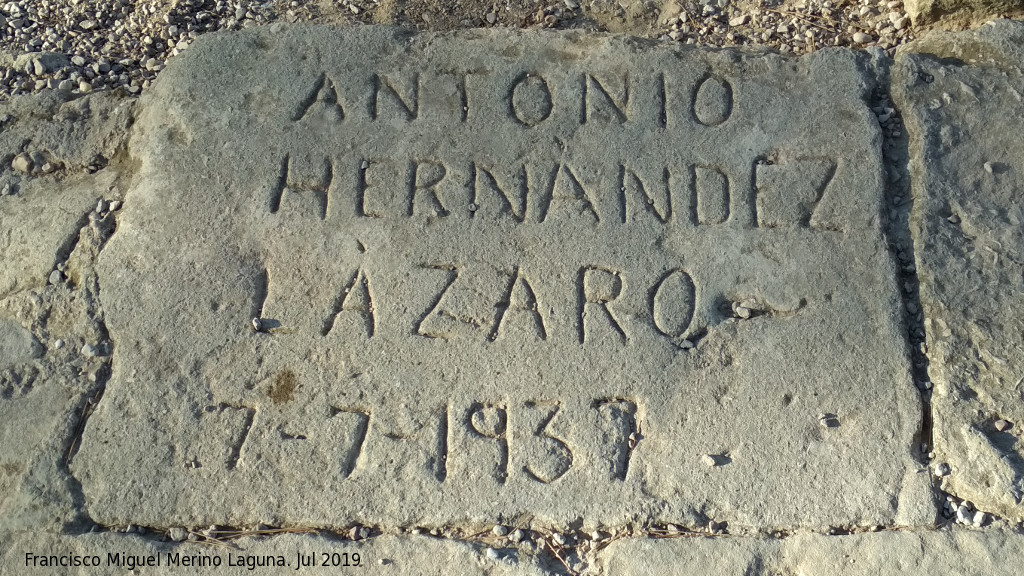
[729,15,748,26]
[485,547,500,560]
[702,454,718,467]
[853,32,873,44]
[168,527,188,542]
[48,270,63,285]
[12,153,33,174]
[510,529,525,543]
[251,317,263,332]
[994,419,1011,432]
[934,462,951,477]
[492,525,509,537]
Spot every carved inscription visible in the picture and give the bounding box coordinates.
[192,397,643,486]
[755,157,839,229]
[259,263,701,346]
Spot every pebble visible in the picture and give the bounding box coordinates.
[973,511,987,526]
[485,12,497,24]
[358,527,370,539]
[109,200,122,211]
[984,161,994,174]
[53,339,65,350]
[853,32,872,44]
[552,532,567,545]
[251,317,263,332]
[484,548,500,560]
[994,419,1011,432]
[934,462,951,477]
[11,153,33,174]
[702,454,718,467]
[492,525,509,537]
[728,15,748,26]
[96,199,108,213]
[48,270,63,285]
[509,529,526,543]
[81,343,100,358]
[168,527,188,542]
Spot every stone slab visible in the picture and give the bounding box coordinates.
[600,528,1024,575]
[895,20,1024,521]
[74,25,923,530]
[0,532,544,576]
[0,92,133,299]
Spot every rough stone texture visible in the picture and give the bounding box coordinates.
[0,91,133,532]
[0,92,134,298]
[904,0,1024,26]
[895,20,1024,521]
[0,532,544,576]
[600,528,1024,575]
[70,25,924,532]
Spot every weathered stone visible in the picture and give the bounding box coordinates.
[0,532,545,575]
[0,92,135,298]
[600,529,1024,575]
[904,0,1024,26]
[74,25,922,530]
[895,20,1024,521]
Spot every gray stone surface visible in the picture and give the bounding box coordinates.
[0,91,133,298]
[70,25,924,531]
[904,0,1024,26]
[600,528,1024,575]
[895,19,1024,522]
[0,91,132,532]
[0,531,545,576]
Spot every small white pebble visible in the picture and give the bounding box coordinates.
[994,419,1011,432]
[934,462,951,477]
[702,454,718,467]
[53,339,65,349]
[492,525,508,537]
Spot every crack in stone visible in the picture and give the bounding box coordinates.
[872,54,939,520]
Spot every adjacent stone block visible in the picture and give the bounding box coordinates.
[896,20,1024,521]
[74,25,923,530]
[601,529,1024,575]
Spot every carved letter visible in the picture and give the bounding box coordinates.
[541,164,600,224]
[578,267,627,343]
[693,165,729,225]
[583,73,629,124]
[490,267,547,342]
[651,269,696,344]
[692,75,733,126]
[269,154,333,220]
[509,73,553,127]
[322,269,375,337]
[372,73,418,120]
[408,161,450,216]
[294,73,345,122]
[620,164,671,223]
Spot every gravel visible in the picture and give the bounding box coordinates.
[0,0,927,100]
